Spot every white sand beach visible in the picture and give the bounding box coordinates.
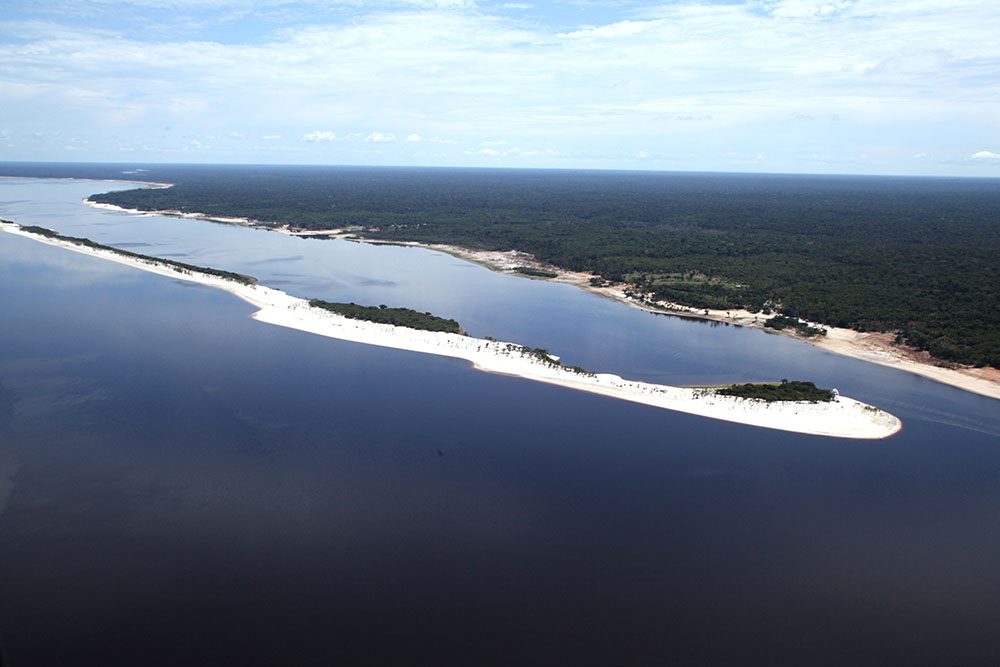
[3,221,902,439]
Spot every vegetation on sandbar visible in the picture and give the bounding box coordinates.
[308,299,462,334]
[14,224,258,285]
[11,221,461,336]
[511,344,594,375]
[716,379,836,402]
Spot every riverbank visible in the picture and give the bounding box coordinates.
[80,195,1000,402]
[2,220,901,439]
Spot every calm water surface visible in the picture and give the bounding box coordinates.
[1,178,999,665]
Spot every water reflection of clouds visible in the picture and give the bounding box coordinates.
[0,362,110,426]
[266,272,348,291]
[246,255,305,265]
[0,378,17,425]
[354,277,398,287]
[1,233,146,288]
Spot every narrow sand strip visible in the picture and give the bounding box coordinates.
[2,222,901,439]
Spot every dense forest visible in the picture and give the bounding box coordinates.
[3,162,999,367]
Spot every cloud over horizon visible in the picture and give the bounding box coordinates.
[302,130,337,142]
[0,0,998,175]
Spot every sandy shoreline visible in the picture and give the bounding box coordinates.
[78,194,1000,402]
[2,221,901,439]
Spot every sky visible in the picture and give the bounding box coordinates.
[1,0,998,176]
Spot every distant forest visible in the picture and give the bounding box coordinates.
[3,162,999,367]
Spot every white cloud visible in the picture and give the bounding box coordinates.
[407,134,456,144]
[1,0,999,173]
[971,150,1000,160]
[365,131,395,143]
[762,0,854,20]
[464,145,549,158]
[559,19,660,40]
[302,130,337,142]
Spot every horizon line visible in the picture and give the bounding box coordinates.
[2,159,999,181]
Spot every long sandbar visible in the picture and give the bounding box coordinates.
[2,222,901,439]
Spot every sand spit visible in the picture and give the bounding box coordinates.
[85,199,252,226]
[2,221,901,439]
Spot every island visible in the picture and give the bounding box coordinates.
[1,220,902,439]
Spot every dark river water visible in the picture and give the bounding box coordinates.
[1,178,999,665]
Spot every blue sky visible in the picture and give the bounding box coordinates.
[1,0,998,175]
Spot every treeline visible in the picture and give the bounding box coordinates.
[514,266,558,278]
[308,299,462,333]
[14,224,258,285]
[6,163,998,367]
[717,380,835,403]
